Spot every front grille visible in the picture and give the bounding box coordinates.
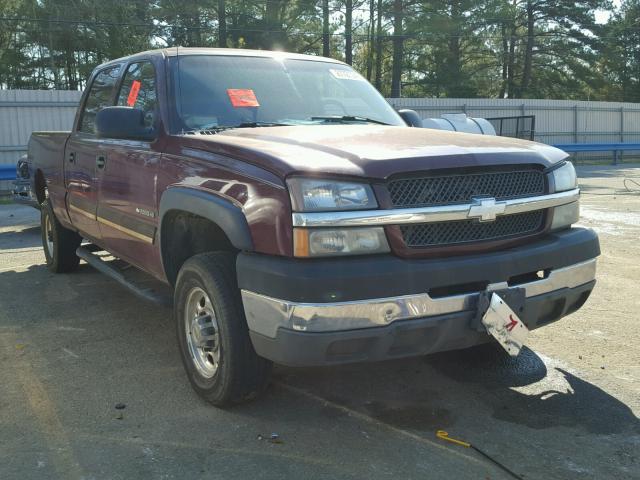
[388,168,547,249]
[388,169,545,208]
[401,211,545,248]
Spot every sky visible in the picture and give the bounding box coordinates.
[594,0,622,24]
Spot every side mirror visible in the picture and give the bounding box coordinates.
[397,109,423,128]
[96,106,156,141]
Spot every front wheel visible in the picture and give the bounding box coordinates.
[174,252,272,407]
[41,199,82,273]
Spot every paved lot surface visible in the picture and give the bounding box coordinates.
[1,165,639,480]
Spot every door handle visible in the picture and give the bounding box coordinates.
[96,155,106,169]
[68,152,76,163]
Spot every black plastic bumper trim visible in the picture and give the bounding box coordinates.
[238,228,600,303]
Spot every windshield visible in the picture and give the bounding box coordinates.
[170,55,405,131]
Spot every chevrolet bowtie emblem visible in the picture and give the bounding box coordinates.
[467,197,507,222]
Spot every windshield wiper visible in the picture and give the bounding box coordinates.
[183,121,291,135]
[231,121,292,128]
[310,115,391,126]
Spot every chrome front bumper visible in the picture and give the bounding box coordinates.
[241,258,596,338]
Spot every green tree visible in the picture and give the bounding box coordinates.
[0,0,632,102]
[598,0,640,101]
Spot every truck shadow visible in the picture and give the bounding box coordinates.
[426,346,639,434]
[274,345,639,437]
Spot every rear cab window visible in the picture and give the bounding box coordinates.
[79,65,121,134]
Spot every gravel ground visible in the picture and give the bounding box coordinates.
[0,165,638,480]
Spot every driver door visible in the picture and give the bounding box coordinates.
[96,60,162,274]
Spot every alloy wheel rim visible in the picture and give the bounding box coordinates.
[44,214,54,258]
[184,287,221,379]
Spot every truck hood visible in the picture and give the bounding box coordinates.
[179,125,567,179]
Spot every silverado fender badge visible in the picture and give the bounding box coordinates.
[135,207,156,218]
[468,197,507,222]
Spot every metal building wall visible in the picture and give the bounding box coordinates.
[388,97,640,146]
[1,91,640,171]
[0,90,82,166]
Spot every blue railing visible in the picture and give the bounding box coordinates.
[553,143,640,164]
[0,165,16,181]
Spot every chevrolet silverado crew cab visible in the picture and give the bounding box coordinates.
[28,48,599,406]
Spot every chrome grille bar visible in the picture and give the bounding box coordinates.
[291,188,579,228]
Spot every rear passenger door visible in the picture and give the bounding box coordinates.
[96,61,161,272]
[65,65,121,242]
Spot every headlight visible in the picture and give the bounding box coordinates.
[550,201,580,231]
[551,161,577,192]
[294,227,389,257]
[288,178,378,212]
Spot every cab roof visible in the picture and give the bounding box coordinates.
[98,47,345,70]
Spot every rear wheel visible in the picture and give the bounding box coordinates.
[41,199,82,273]
[175,252,272,407]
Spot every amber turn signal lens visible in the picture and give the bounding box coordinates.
[293,228,310,257]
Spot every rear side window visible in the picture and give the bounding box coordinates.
[117,62,158,129]
[79,65,121,134]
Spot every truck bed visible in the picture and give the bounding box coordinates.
[28,131,71,216]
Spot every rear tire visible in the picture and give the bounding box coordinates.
[174,252,272,407]
[41,199,82,273]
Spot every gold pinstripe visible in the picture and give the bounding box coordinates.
[69,203,96,220]
[69,203,154,244]
[96,216,154,244]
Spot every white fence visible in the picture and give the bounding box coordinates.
[2,91,640,169]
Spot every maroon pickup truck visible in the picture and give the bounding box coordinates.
[28,48,599,406]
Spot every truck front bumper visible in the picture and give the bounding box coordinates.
[237,227,599,367]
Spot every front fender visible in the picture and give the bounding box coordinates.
[158,187,254,251]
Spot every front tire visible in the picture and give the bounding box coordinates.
[175,252,272,407]
[41,199,82,273]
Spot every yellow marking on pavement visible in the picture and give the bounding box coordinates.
[0,332,84,479]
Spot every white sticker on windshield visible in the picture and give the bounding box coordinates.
[330,69,365,81]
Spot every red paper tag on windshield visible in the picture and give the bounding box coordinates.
[127,80,141,107]
[227,89,259,108]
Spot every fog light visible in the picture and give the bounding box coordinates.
[550,201,579,231]
[294,227,390,257]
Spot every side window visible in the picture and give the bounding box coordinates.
[79,66,121,134]
[117,62,158,129]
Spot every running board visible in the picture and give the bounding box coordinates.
[76,246,172,306]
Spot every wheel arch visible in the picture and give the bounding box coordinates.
[158,187,253,285]
[34,168,47,204]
